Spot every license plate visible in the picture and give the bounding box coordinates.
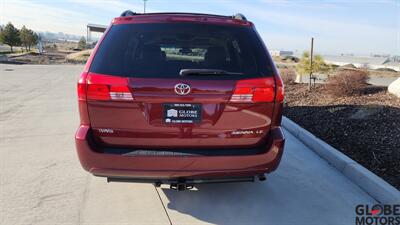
[164,103,201,124]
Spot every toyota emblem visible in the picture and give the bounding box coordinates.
[174,83,191,95]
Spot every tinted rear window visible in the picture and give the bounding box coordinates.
[90,23,272,79]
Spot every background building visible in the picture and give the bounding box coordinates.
[270,50,294,57]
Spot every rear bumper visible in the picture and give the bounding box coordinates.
[75,125,285,179]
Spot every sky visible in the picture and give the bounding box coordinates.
[1,0,399,56]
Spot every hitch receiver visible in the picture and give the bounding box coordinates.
[170,182,194,191]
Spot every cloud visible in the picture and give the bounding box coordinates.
[220,1,399,54]
[0,0,164,35]
[65,0,147,14]
[259,0,343,10]
[1,0,91,35]
[1,0,398,54]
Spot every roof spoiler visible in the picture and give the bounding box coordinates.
[232,13,247,21]
[119,10,247,21]
[120,10,137,17]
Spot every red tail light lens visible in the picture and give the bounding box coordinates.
[86,74,133,101]
[230,77,276,103]
[77,73,88,101]
[87,84,110,100]
[77,72,90,125]
[275,75,285,102]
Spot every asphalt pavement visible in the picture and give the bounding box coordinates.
[0,64,377,225]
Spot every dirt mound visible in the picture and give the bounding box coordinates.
[66,49,93,64]
[7,51,69,64]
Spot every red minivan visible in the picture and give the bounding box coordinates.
[75,11,285,190]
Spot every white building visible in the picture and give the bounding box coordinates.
[270,50,293,57]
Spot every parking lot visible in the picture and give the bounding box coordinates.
[1,64,377,225]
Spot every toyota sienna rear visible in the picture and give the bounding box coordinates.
[75,11,285,189]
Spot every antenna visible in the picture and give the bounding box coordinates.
[143,0,148,13]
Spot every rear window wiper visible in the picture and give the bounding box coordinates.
[179,69,243,76]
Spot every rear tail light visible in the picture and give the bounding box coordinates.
[77,73,87,101]
[275,75,285,102]
[77,72,90,125]
[230,77,284,103]
[87,84,109,100]
[76,73,133,126]
[110,86,133,100]
[85,74,133,101]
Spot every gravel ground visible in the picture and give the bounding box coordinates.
[283,83,400,190]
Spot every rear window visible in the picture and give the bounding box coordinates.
[90,23,273,79]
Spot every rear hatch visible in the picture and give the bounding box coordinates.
[86,22,277,149]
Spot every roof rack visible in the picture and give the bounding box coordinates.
[119,10,247,21]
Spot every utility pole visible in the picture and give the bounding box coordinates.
[143,0,148,13]
[309,37,314,91]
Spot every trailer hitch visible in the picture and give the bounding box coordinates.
[107,174,264,191]
[170,182,194,191]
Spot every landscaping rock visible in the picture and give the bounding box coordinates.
[283,83,400,190]
[388,77,400,97]
[295,72,303,83]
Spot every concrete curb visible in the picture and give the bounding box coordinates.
[282,116,400,204]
